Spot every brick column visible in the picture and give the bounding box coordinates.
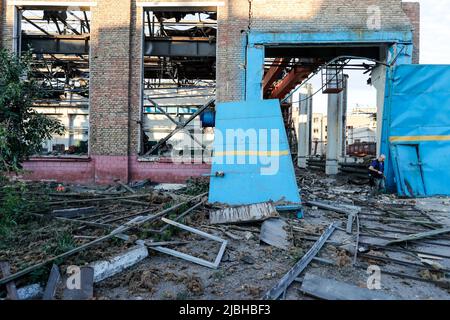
[402,2,420,64]
[89,0,132,183]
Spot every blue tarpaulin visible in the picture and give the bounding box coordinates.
[388,65,450,197]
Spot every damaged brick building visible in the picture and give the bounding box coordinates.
[0,0,423,191]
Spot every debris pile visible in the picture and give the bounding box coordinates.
[1,169,450,300]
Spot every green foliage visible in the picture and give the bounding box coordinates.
[43,230,76,256]
[0,49,65,173]
[184,177,209,195]
[0,182,33,238]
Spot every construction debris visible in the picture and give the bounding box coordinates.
[210,202,279,225]
[17,284,44,300]
[2,170,450,301]
[263,222,338,300]
[0,262,18,300]
[146,218,228,269]
[42,264,61,300]
[51,206,97,218]
[383,227,450,246]
[260,218,291,250]
[90,245,149,283]
[300,273,397,300]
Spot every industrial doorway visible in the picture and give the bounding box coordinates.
[261,45,383,175]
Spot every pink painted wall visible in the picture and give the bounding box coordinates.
[20,156,211,185]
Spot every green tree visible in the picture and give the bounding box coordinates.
[0,49,64,173]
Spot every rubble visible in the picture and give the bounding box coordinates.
[1,169,450,300]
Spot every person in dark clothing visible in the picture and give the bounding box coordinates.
[369,154,386,196]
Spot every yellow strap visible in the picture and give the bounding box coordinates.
[390,135,450,142]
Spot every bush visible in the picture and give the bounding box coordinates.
[0,49,65,173]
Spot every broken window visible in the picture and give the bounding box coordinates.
[140,8,216,163]
[19,7,90,156]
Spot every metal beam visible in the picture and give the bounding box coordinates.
[22,34,89,54]
[262,58,289,96]
[142,98,214,156]
[263,222,338,300]
[144,38,216,57]
[269,65,314,100]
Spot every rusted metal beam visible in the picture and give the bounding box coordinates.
[269,65,313,100]
[262,58,290,96]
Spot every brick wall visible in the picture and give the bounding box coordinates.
[402,2,420,64]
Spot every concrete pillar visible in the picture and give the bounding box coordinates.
[326,92,340,175]
[372,65,387,156]
[337,75,348,161]
[297,85,313,168]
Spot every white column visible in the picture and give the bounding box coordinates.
[371,65,387,156]
[297,84,313,168]
[326,93,340,175]
[337,75,348,161]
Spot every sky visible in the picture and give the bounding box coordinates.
[309,0,450,114]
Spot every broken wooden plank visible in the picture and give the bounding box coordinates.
[145,218,228,269]
[300,273,397,300]
[46,193,151,205]
[417,253,444,261]
[306,200,360,215]
[346,213,355,234]
[51,206,97,218]
[116,180,137,194]
[62,267,94,300]
[262,222,338,300]
[89,245,148,283]
[210,202,279,225]
[42,264,61,300]
[260,218,291,250]
[384,226,450,246]
[0,261,19,300]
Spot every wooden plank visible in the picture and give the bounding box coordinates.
[384,227,450,246]
[262,222,338,300]
[51,206,97,218]
[300,273,397,300]
[0,262,19,300]
[210,202,279,225]
[116,180,137,194]
[42,264,61,300]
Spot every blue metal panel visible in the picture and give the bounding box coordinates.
[392,145,425,197]
[248,31,413,46]
[387,65,450,196]
[208,99,301,205]
[246,44,265,100]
